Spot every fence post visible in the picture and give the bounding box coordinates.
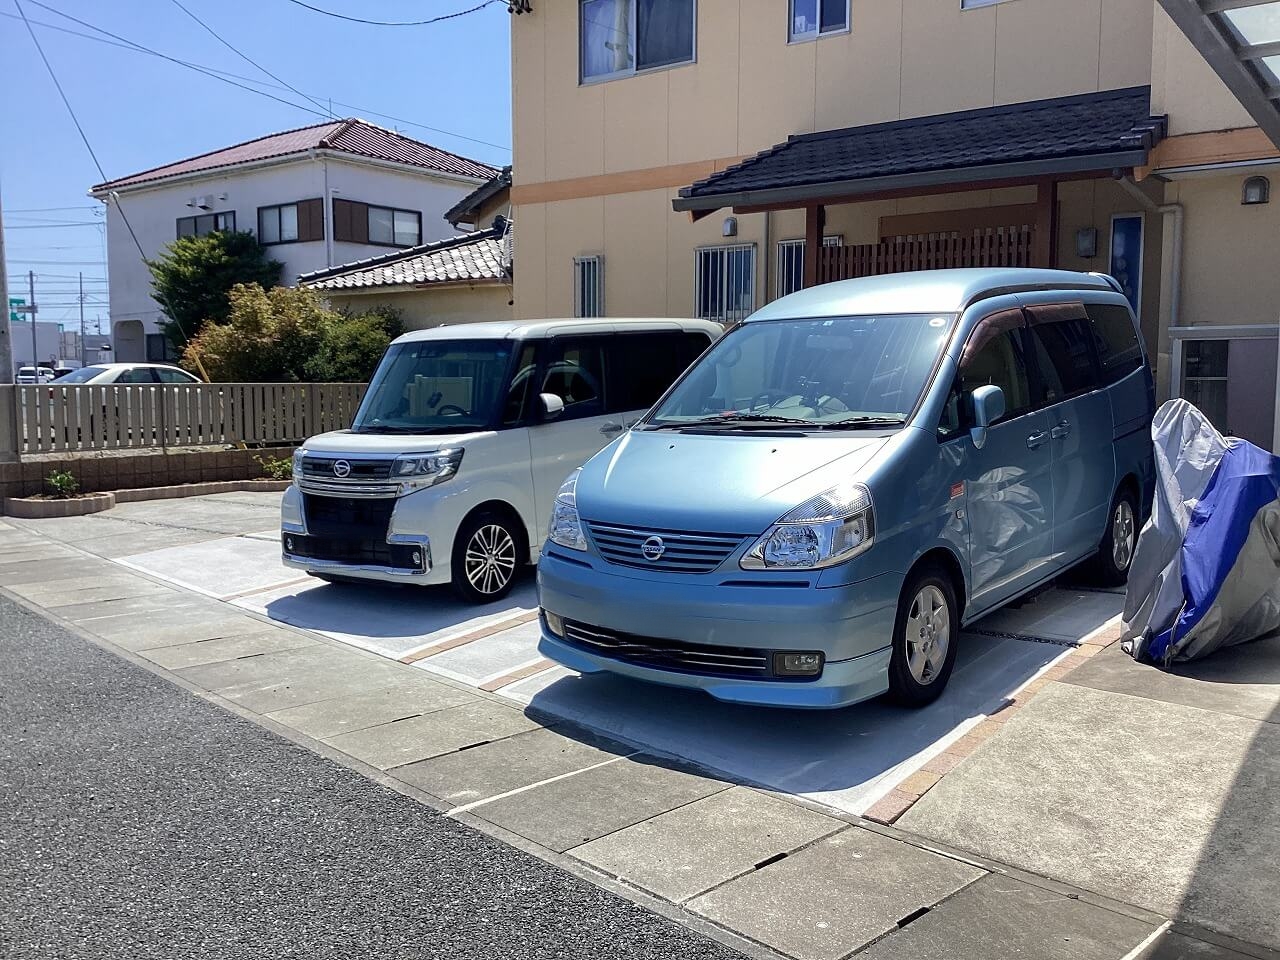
[159,386,168,451]
[0,386,17,463]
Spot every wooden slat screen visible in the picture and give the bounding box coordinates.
[817,226,1035,286]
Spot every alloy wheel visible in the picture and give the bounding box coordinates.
[1112,500,1136,572]
[464,524,517,596]
[906,584,951,686]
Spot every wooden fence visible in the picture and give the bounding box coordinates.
[817,228,1035,284]
[0,382,367,458]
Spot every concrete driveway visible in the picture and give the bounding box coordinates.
[84,491,1122,817]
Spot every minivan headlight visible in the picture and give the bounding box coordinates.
[548,468,587,551]
[741,482,875,570]
[392,448,463,488]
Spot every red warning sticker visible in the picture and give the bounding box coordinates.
[950,481,965,499]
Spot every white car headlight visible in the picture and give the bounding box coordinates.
[391,448,464,489]
[548,468,587,551]
[741,482,875,570]
[292,448,306,480]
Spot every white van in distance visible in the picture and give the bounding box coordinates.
[282,319,718,602]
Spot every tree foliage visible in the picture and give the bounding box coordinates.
[147,231,283,352]
[182,284,402,383]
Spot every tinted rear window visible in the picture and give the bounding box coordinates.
[606,331,710,412]
[1026,304,1100,403]
[1087,303,1143,384]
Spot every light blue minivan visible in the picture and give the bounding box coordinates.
[537,269,1154,709]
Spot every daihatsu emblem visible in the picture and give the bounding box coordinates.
[332,460,351,478]
[641,536,665,561]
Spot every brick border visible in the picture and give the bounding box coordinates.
[1,479,292,516]
[863,617,1124,825]
[2,491,116,519]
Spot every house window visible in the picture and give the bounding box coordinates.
[145,333,178,363]
[580,0,696,83]
[789,0,849,41]
[696,244,756,324]
[176,211,235,239]
[332,198,421,247]
[259,203,298,244]
[776,235,842,298]
[574,256,604,317]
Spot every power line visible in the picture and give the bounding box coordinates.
[167,0,334,118]
[279,0,499,27]
[3,8,510,152]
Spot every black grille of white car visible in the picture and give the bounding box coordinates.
[300,457,393,480]
[584,522,746,574]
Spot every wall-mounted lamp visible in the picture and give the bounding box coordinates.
[1075,227,1098,259]
[1243,175,1270,205]
[722,216,738,238]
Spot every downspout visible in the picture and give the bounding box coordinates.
[322,153,334,269]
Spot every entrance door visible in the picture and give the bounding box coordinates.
[945,308,1056,611]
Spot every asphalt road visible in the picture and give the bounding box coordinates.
[0,595,742,960]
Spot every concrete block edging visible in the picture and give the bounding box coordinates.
[3,479,292,516]
[2,491,116,519]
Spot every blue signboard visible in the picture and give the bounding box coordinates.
[1110,215,1143,313]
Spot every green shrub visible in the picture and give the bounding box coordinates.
[254,455,293,481]
[46,469,79,499]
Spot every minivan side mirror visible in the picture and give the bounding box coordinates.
[540,393,565,420]
[969,384,1005,450]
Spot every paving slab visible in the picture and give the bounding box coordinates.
[323,699,539,770]
[1144,932,1266,959]
[265,677,477,739]
[1065,639,1280,724]
[393,726,625,806]
[85,607,272,651]
[572,786,844,903]
[176,645,408,713]
[73,528,224,558]
[13,579,174,607]
[470,755,729,853]
[0,557,116,586]
[687,826,985,960]
[899,682,1280,949]
[138,630,318,670]
[43,592,196,624]
[855,873,1155,960]
[117,535,294,598]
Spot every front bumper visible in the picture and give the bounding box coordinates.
[536,549,901,709]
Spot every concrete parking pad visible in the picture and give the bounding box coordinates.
[471,755,728,853]
[393,726,624,806]
[899,681,1280,949]
[116,535,295,599]
[1143,931,1263,959]
[572,786,844,903]
[176,645,409,713]
[687,827,985,960]
[0,556,114,585]
[323,699,539,770]
[137,630,318,670]
[265,677,477,740]
[854,873,1155,960]
[87,606,273,651]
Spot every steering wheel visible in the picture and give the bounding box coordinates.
[437,404,469,417]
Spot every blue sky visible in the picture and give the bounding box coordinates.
[1,0,512,329]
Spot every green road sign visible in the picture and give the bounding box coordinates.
[8,298,24,325]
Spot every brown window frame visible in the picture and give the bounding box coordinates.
[257,198,323,245]
[176,211,235,239]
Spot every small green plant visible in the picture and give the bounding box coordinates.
[46,469,79,499]
[255,455,293,481]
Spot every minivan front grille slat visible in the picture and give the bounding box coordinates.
[561,620,771,678]
[584,521,747,574]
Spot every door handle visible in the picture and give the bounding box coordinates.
[1026,430,1049,449]
[600,421,624,436]
[1051,420,1071,440]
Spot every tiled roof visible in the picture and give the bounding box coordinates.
[445,166,512,227]
[92,119,498,192]
[299,226,508,291]
[675,87,1166,211]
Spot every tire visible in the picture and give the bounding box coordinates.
[1091,487,1139,587]
[887,566,960,707]
[451,512,522,604]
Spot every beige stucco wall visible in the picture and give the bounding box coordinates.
[324,283,513,331]
[1149,6,1254,135]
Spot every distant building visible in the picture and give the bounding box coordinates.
[90,118,498,363]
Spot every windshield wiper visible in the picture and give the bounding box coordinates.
[817,416,907,430]
[647,413,813,431]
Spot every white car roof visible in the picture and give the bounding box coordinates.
[393,318,721,345]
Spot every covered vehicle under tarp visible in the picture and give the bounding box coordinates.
[1123,399,1280,666]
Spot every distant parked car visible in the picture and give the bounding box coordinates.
[52,363,201,385]
[17,366,56,384]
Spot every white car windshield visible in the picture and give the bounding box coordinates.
[352,340,515,435]
[53,366,109,383]
[644,313,956,431]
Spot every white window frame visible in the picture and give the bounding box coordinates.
[695,243,757,325]
[258,203,299,245]
[579,0,698,85]
[775,235,843,299]
[788,0,851,43]
[574,255,605,317]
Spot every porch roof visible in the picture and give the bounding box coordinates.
[673,87,1166,215]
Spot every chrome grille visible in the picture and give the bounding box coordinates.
[301,457,393,480]
[585,521,746,574]
[562,621,769,678]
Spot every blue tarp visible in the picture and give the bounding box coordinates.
[1123,401,1280,666]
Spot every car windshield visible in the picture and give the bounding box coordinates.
[644,313,956,430]
[53,366,108,383]
[351,339,514,434]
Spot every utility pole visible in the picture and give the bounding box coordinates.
[28,271,37,372]
[78,272,86,366]
[0,187,12,383]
